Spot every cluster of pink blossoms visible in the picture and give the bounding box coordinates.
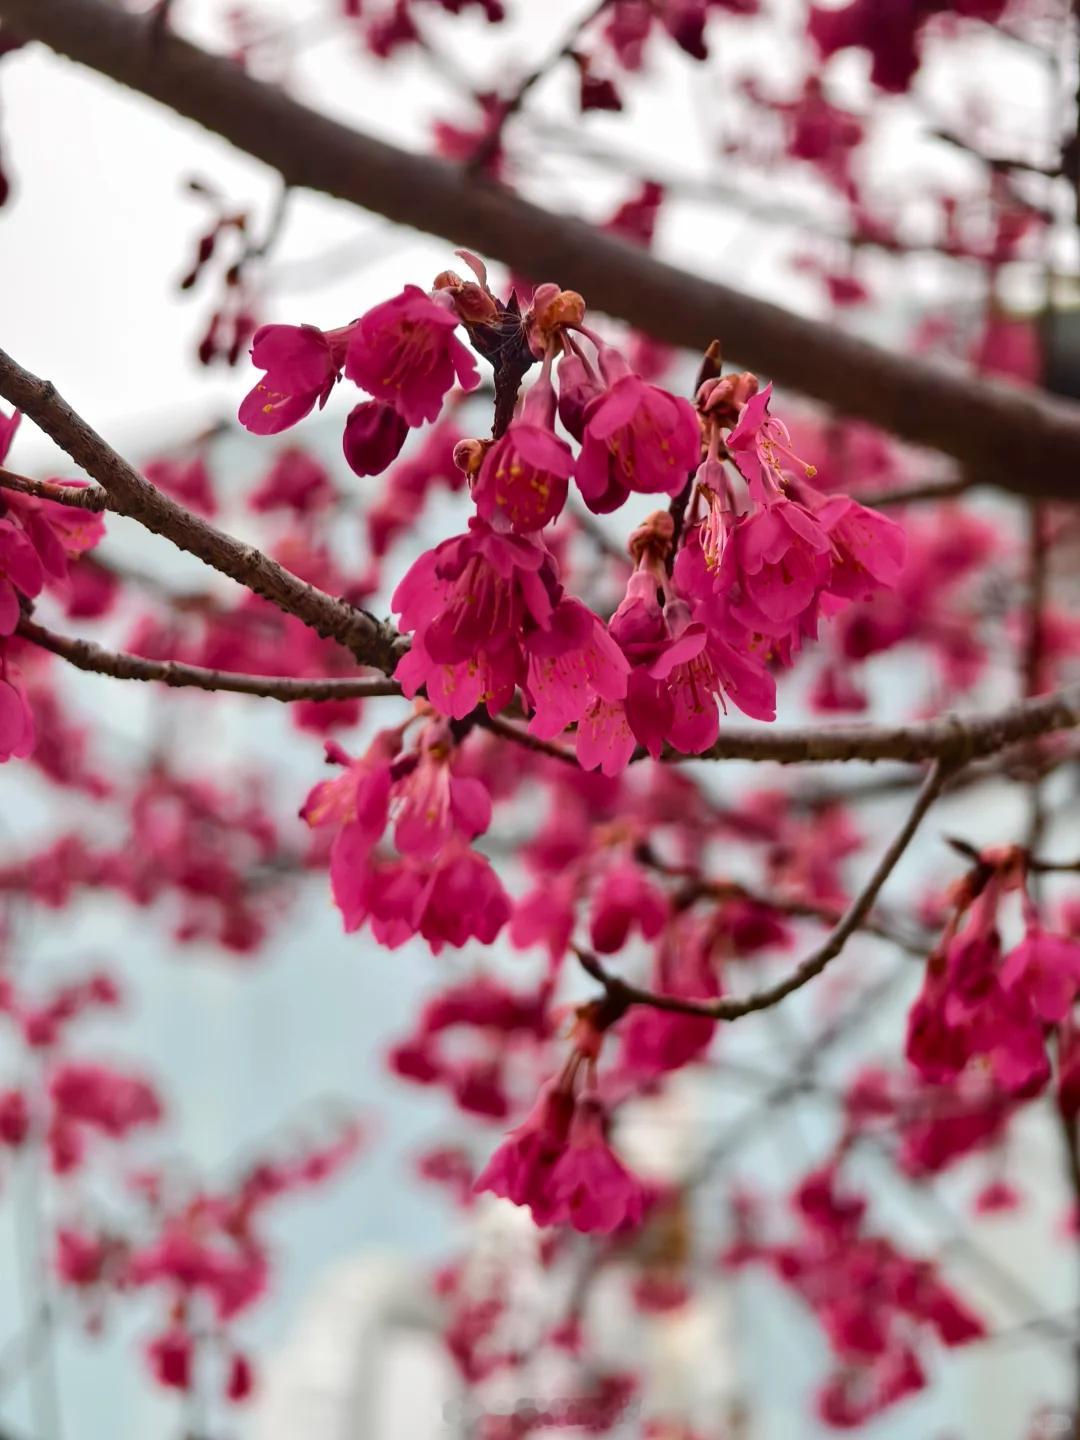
[725,1166,984,1427]
[906,847,1080,1098]
[0,960,364,1412]
[300,716,510,951]
[242,260,904,774]
[0,410,105,761]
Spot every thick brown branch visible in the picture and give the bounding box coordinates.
[17,619,403,702]
[575,760,950,1022]
[0,348,405,674]
[4,0,1080,500]
[684,682,1080,764]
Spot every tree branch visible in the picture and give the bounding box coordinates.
[17,618,403,701]
[684,682,1080,764]
[0,348,405,674]
[0,469,107,509]
[3,0,1080,500]
[574,760,950,1022]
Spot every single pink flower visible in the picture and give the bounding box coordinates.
[300,733,398,842]
[342,400,410,477]
[813,492,907,602]
[547,1096,647,1235]
[588,857,668,953]
[716,500,832,629]
[239,323,352,434]
[146,1329,193,1392]
[393,519,557,665]
[418,848,511,953]
[574,347,700,512]
[725,382,817,504]
[392,736,492,861]
[1000,923,1080,1024]
[0,518,44,633]
[474,1079,576,1225]
[523,598,629,740]
[556,350,604,441]
[575,696,638,776]
[472,371,574,532]
[395,630,521,721]
[345,285,479,426]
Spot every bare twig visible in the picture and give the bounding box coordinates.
[575,760,951,1021]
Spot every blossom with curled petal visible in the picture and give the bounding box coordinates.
[238,323,353,434]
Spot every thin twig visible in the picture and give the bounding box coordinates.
[0,469,108,510]
[575,760,951,1021]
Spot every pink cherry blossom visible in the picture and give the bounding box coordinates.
[392,733,493,861]
[345,285,479,426]
[547,1096,647,1235]
[588,856,668,953]
[574,347,701,512]
[239,323,353,434]
[523,598,629,740]
[472,370,574,532]
[474,1078,576,1225]
[725,381,817,503]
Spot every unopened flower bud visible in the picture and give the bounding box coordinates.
[698,370,759,422]
[526,284,587,357]
[433,270,500,325]
[628,509,674,566]
[452,437,489,477]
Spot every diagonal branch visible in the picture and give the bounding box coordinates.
[2,0,1080,500]
[0,347,405,675]
[17,619,404,701]
[575,759,951,1022]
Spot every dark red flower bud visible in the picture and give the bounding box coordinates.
[342,400,410,477]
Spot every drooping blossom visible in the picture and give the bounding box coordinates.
[345,285,479,426]
[523,598,629,741]
[906,858,1080,1099]
[574,344,701,512]
[301,722,511,953]
[547,1095,648,1235]
[392,518,560,718]
[474,1077,576,1226]
[576,551,775,773]
[471,362,574,532]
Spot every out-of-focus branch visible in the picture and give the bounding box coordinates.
[0,348,405,675]
[575,760,950,1021]
[17,619,404,702]
[468,0,612,170]
[4,0,1080,500]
